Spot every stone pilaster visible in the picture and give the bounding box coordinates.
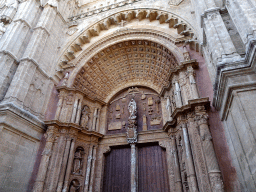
[181,123,199,192]
[56,136,72,192]
[195,106,224,192]
[47,129,67,191]
[33,126,57,192]
[84,145,94,192]
[170,136,183,191]
[89,146,97,192]
[62,138,76,192]
[202,7,240,65]
[159,140,175,191]
[187,112,211,192]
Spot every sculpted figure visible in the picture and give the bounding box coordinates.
[80,105,90,129]
[72,148,84,175]
[128,98,137,119]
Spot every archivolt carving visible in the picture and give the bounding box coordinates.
[58,8,199,69]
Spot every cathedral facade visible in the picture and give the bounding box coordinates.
[0,0,255,191]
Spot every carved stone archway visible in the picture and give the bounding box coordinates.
[56,8,200,77]
[63,28,189,103]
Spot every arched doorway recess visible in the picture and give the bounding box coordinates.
[34,30,224,191]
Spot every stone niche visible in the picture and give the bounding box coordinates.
[106,86,163,134]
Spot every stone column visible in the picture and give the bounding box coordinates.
[130,144,137,192]
[75,100,82,124]
[0,0,39,102]
[166,97,172,121]
[181,123,199,192]
[84,145,93,192]
[56,137,72,192]
[187,66,199,99]
[48,129,67,191]
[170,136,183,191]
[233,0,256,38]
[92,108,98,131]
[33,126,57,192]
[187,113,211,191]
[62,138,76,192]
[159,140,175,191]
[89,146,97,192]
[93,146,111,192]
[71,97,78,123]
[202,8,240,65]
[3,3,57,106]
[195,107,224,192]
[174,80,183,108]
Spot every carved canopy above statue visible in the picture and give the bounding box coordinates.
[73,40,179,102]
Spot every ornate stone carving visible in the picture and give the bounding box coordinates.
[128,98,137,120]
[72,147,85,175]
[126,98,138,143]
[80,105,90,129]
[72,40,179,101]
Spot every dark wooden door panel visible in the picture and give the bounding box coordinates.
[103,146,131,192]
[138,143,170,192]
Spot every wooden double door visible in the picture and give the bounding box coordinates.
[103,143,170,192]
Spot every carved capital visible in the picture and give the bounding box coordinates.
[195,114,209,125]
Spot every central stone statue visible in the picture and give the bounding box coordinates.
[127,98,138,144]
[128,98,137,120]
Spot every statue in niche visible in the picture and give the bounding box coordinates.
[80,105,90,129]
[69,179,80,192]
[128,98,137,120]
[72,147,84,175]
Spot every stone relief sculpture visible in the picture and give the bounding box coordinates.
[72,147,84,175]
[80,105,90,129]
